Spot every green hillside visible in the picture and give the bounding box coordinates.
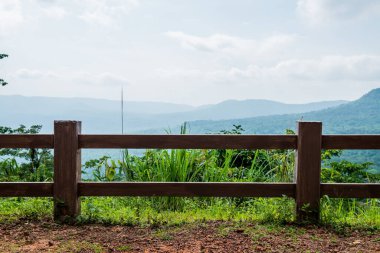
[184,88,380,167]
[185,88,380,134]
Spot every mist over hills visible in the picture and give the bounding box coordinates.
[1,89,379,167]
[0,95,346,133]
[183,88,380,135]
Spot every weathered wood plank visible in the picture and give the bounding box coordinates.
[321,183,380,198]
[53,121,81,222]
[295,122,322,223]
[0,182,53,197]
[78,182,296,197]
[322,135,380,149]
[0,135,54,148]
[79,135,297,149]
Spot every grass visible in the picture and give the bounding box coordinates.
[0,195,379,233]
[57,241,104,253]
[116,245,133,251]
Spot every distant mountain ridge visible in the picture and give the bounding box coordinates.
[1,89,379,168]
[179,88,380,168]
[0,95,346,133]
[182,88,380,135]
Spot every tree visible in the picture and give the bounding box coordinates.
[0,53,8,86]
[0,125,53,181]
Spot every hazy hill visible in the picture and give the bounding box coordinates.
[0,95,345,133]
[178,99,346,121]
[178,88,380,167]
[0,95,194,133]
[183,88,380,135]
[1,89,379,166]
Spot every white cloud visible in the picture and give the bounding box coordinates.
[271,55,380,81]
[12,69,129,87]
[297,0,380,24]
[41,6,67,20]
[155,55,380,83]
[0,0,24,35]
[96,72,130,87]
[79,0,140,26]
[155,68,202,79]
[65,71,130,87]
[14,69,45,79]
[165,31,297,58]
[165,32,246,52]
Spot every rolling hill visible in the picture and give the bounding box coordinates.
[184,88,380,135]
[180,88,380,168]
[0,95,345,133]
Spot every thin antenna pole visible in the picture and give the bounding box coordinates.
[121,86,124,134]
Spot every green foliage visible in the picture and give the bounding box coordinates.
[81,124,379,217]
[321,148,379,183]
[1,123,379,229]
[0,125,53,182]
[0,53,8,86]
[322,161,378,183]
[321,196,380,232]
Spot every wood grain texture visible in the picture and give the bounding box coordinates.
[322,135,380,149]
[79,134,297,149]
[321,183,380,198]
[53,121,81,221]
[0,135,53,148]
[78,182,296,198]
[0,182,53,197]
[295,122,322,223]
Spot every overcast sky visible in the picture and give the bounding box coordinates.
[1,0,380,105]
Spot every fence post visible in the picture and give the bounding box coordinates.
[54,121,81,222]
[295,121,322,224]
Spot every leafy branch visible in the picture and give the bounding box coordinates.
[1,53,8,86]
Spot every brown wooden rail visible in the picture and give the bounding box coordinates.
[0,135,54,148]
[79,134,297,149]
[0,120,379,223]
[3,134,380,149]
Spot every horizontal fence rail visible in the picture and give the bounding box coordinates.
[2,134,380,150]
[321,183,380,198]
[322,135,380,149]
[79,134,297,149]
[0,134,54,148]
[2,182,379,199]
[78,182,296,197]
[0,182,53,197]
[0,120,379,223]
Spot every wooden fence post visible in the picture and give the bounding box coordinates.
[54,121,81,222]
[295,121,322,224]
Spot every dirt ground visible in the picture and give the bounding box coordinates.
[0,220,379,253]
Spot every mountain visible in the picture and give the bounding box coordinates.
[183,88,380,135]
[0,95,346,133]
[177,99,346,121]
[1,89,378,167]
[0,95,194,133]
[177,88,380,168]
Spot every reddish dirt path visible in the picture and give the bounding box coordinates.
[0,221,379,252]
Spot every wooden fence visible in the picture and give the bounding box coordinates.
[0,120,380,223]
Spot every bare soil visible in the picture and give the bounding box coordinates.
[0,220,379,252]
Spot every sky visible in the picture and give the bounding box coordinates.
[1,0,380,105]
